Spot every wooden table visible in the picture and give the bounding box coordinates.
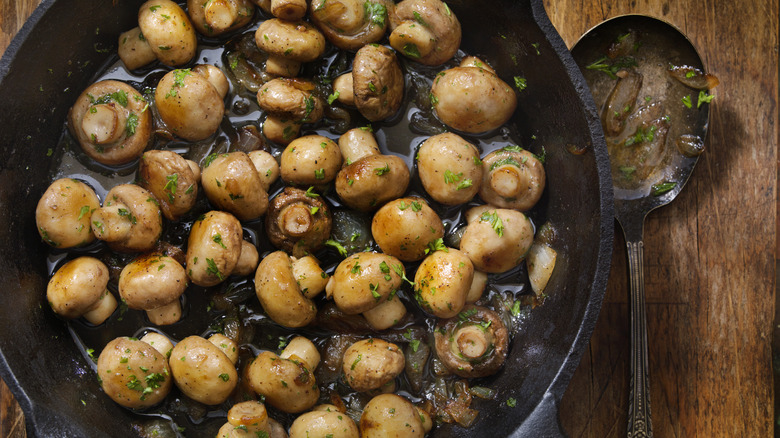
[1,0,777,436]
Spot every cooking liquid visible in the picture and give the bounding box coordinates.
[45,23,542,436]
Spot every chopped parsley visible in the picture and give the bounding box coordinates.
[585,56,638,79]
[480,210,504,237]
[651,181,677,196]
[514,76,527,91]
[697,90,714,108]
[206,258,224,280]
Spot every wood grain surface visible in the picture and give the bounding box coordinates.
[0,0,777,437]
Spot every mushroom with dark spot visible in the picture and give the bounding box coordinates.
[351,44,404,121]
[201,151,269,221]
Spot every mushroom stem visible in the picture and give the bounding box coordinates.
[453,325,490,359]
[204,0,239,33]
[227,401,270,433]
[146,299,182,326]
[280,336,321,371]
[389,22,435,59]
[338,127,380,165]
[271,0,307,20]
[489,165,528,198]
[332,73,354,106]
[81,103,127,145]
[83,290,118,325]
[91,203,133,243]
[278,203,313,237]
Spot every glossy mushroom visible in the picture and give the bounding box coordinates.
[248,149,281,190]
[289,409,360,438]
[265,187,332,257]
[280,135,342,185]
[68,80,152,165]
[117,27,156,70]
[335,154,410,212]
[337,127,381,165]
[118,253,188,325]
[254,19,326,77]
[257,79,325,144]
[245,350,319,413]
[359,393,425,438]
[342,338,405,392]
[479,146,546,211]
[36,178,100,248]
[351,44,404,121]
[371,197,445,262]
[416,132,482,205]
[433,305,509,378]
[325,252,405,315]
[155,67,226,141]
[91,184,163,253]
[185,211,243,287]
[187,0,255,37]
[138,0,197,67]
[216,401,272,437]
[138,150,199,221]
[97,337,173,409]
[201,152,269,221]
[309,0,390,50]
[413,247,474,318]
[46,257,117,325]
[170,335,238,405]
[388,0,461,66]
[254,250,318,327]
[459,206,534,273]
[430,57,517,134]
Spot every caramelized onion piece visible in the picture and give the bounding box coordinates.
[602,69,643,136]
[668,65,720,90]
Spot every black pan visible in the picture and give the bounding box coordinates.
[0,0,613,436]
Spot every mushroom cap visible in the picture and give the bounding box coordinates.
[246,350,320,413]
[36,178,100,248]
[371,197,445,262]
[280,135,342,185]
[201,151,269,221]
[459,206,534,273]
[479,147,546,211]
[47,257,110,320]
[433,305,509,378]
[155,68,225,141]
[118,253,188,310]
[342,338,405,392]
[138,150,199,221]
[257,78,324,122]
[255,19,327,62]
[388,0,461,66]
[68,80,152,165]
[170,335,238,405]
[138,0,197,66]
[265,187,332,257]
[352,44,404,121]
[97,337,173,409]
[329,252,405,315]
[413,248,474,318]
[335,154,410,212]
[289,409,360,438]
[91,184,163,253]
[185,210,243,287]
[310,0,389,50]
[416,132,483,205]
[254,250,318,327]
[359,393,425,437]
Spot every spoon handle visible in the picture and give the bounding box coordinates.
[626,239,653,438]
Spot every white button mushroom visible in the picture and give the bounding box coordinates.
[362,292,407,330]
[359,393,425,437]
[257,79,325,144]
[254,19,326,77]
[201,152,270,221]
[289,409,360,438]
[187,0,255,37]
[138,150,199,221]
[459,206,534,273]
[309,0,390,51]
[413,247,474,318]
[185,211,244,287]
[68,80,152,165]
[388,0,461,66]
[170,335,238,405]
[117,27,157,71]
[140,331,174,358]
[96,337,173,409]
[245,350,319,413]
[337,127,381,165]
[155,68,226,141]
[326,252,406,315]
[433,305,509,378]
[35,178,100,249]
[479,146,546,211]
[371,197,445,262]
[233,240,260,277]
[280,135,342,185]
[290,255,330,299]
[46,257,118,325]
[138,0,197,67]
[118,253,188,325]
[209,333,240,365]
[335,154,410,212]
[342,338,404,392]
[279,336,321,371]
[247,149,281,191]
[254,250,318,327]
[416,133,483,205]
[352,44,404,122]
[430,58,518,134]
[91,184,163,253]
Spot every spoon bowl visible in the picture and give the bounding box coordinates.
[571,15,713,437]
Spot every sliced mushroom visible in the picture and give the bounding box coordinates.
[254,19,326,77]
[47,257,117,325]
[430,58,517,133]
[335,154,410,212]
[359,394,425,438]
[97,337,173,409]
[254,250,318,327]
[371,196,444,262]
[91,184,163,253]
[352,44,404,121]
[434,305,509,377]
[416,133,483,205]
[246,350,319,413]
[188,0,255,37]
[138,150,199,221]
[413,247,473,318]
[185,211,243,286]
[280,135,342,185]
[155,67,226,141]
[310,0,390,50]
[459,206,534,273]
[201,152,269,221]
[68,80,152,165]
[36,178,100,248]
[265,187,332,257]
[326,252,405,315]
[388,0,460,66]
[479,146,546,211]
[118,253,188,325]
[170,335,238,405]
[342,338,404,392]
[257,79,325,144]
[138,0,197,67]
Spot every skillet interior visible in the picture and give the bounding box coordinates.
[0,0,613,436]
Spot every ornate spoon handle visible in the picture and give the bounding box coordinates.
[626,239,652,438]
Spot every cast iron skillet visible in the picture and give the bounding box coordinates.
[0,0,613,436]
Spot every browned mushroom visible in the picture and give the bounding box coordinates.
[118,253,188,325]
[433,305,509,378]
[388,0,461,66]
[187,0,255,37]
[68,80,152,165]
[257,78,325,144]
[265,187,332,257]
[254,19,326,77]
[138,150,199,221]
[309,0,390,50]
[155,67,226,142]
[47,257,118,325]
[479,146,546,211]
[335,154,410,212]
[201,151,269,221]
[137,0,198,67]
[352,44,404,121]
[91,184,163,253]
[280,135,342,185]
[36,178,101,249]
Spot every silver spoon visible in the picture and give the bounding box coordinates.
[571,15,714,437]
